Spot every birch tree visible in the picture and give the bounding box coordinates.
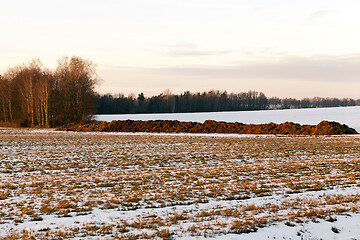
[55,56,98,124]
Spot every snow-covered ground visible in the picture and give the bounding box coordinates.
[1,129,360,239]
[95,106,360,133]
[194,213,360,240]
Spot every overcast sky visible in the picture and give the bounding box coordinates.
[1,0,360,98]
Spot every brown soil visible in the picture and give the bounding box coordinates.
[57,120,358,135]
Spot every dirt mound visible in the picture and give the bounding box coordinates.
[58,120,358,135]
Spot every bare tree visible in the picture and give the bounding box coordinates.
[55,56,98,124]
[0,75,13,122]
[0,56,100,127]
[35,71,53,127]
[12,59,43,126]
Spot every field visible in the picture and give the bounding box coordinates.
[1,128,360,239]
[95,106,360,133]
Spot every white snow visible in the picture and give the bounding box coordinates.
[95,106,360,132]
[183,214,360,240]
[2,128,360,239]
[3,187,360,239]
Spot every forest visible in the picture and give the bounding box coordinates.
[96,90,359,114]
[0,57,98,127]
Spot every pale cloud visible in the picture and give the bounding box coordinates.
[307,10,335,24]
[167,50,231,57]
[97,54,360,98]
[159,54,360,83]
[166,42,198,49]
[165,42,231,57]
[2,1,359,98]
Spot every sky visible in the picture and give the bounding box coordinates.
[1,0,360,98]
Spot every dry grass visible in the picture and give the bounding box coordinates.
[0,129,360,238]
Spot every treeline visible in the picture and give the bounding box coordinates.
[96,90,268,114]
[96,90,360,114]
[0,57,98,127]
[268,96,358,109]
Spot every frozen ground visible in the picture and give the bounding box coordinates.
[182,213,360,240]
[95,106,360,133]
[1,129,360,239]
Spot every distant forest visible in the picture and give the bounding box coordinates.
[96,90,360,114]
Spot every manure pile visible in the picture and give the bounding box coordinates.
[59,120,358,135]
